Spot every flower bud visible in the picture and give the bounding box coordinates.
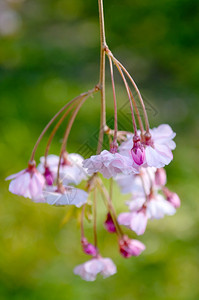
[104,213,116,233]
[44,166,54,186]
[81,238,97,256]
[131,136,145,165]
[167,192,181,208]
[163,188,181,208]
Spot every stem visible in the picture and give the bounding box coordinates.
[56,86,98,183]
[109,177,113,200]
[111,55,150,132]
[140,173,148,202]
[98,0,106,47]
[97,177,123,237]
[81,204,86,239]
[57,97,87,183]
[44,101,78,166]
[30,92,91,162]
[108,56,118,143]
[114,61,138,135]
[97,0,107,154]
[93,188,97,248]
[128,87,145,135]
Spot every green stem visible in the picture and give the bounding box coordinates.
[97,0,107,154]
[44,101,78,166]
[30,93,91,162]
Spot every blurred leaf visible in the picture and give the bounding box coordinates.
[60,206,75,227]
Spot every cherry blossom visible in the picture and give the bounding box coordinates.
[147,193,176,219]
[119,235,146,258]
[144,124,176,168]
[115,167,156,195]
[83,150,138,179]
[118,191,176,235]
[38,153,87,186]
[118,124,176,169]
[42,184,88,207]
[74,257,117,281]
[6,161,45,200]
[118,211,148,236]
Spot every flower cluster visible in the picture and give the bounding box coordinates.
[117,167,180,236]
[5,1,180,282]
[6,152,88,207]
[6,120,180,281]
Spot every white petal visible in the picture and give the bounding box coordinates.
[100,258,117,278]
[145,146,165,168]
[130,212,148,235]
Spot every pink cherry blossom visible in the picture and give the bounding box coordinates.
[83,150,138,179]
[119,188,176,235]
[128,192,176,219]
[38,153,87,186]
[118,211,148,236]
[42,185,88,207]
[119,124,176,168]
[115,167,156,196]
[119,235,146,258]
[145,124,176,168]
[147,193,176,219]
[119,133,145,169]
[73,257,117,281]
[6,162,45,200]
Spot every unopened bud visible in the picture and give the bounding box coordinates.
[104,213,116,233]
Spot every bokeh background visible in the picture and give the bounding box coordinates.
[0,0,199,299]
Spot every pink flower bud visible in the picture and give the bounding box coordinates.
[167,192,181,208]
[44,166,54,186]
[131,136,145,165]
[104,213,116,233]
[155,168,167,186]
[163,188,181,208]
[119,235,145,258]
[81,238,97,256]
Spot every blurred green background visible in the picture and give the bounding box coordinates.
[0,0,199,299]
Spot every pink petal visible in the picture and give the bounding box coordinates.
[129,239,146,256]
[6,169,26,181]
[130,212,148,235]
[118,212,132,227]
